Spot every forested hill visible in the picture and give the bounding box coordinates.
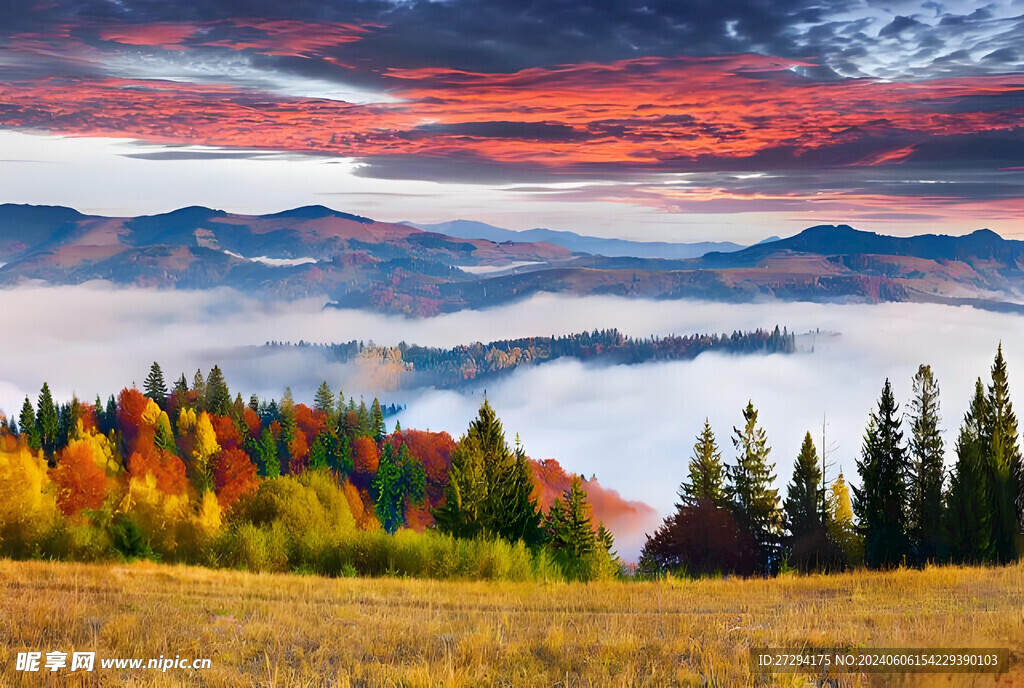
[265,326,798,390]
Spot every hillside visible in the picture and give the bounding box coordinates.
[2,205,1023,315]
[405,219,744,258]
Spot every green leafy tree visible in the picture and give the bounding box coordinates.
[36,382,59,457]
[985,344,1021,564]
[681,419,727,507]
[144,362,168,407]
[944,379,992,563]
[907,364,945,562]
[19,397,39,451]
[204,365,231,416]
[854,378,911,569]
[727,401,783,573]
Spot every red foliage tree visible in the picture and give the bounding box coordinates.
[214,446,259,510]
[293,403,327,445]
[50,442,113,515]
[117,387,153,453]
[210,414,243,450]
[287,431,309,475]
[127,447,189,495]
[401,429,455,486]
[352,436,379,475]
[242,407,261,439]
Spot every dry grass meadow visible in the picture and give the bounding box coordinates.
[1,558,1022,687]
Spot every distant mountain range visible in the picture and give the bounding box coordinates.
[1,203,1022,316]
[404,219,748,259]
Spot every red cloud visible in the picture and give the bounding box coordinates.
[0,53,1019,176]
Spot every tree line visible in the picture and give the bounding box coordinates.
[0,363,618,581]
[640,344,1023,577]
[266,326,797,390]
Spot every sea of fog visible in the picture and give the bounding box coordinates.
[1,282,1021,557]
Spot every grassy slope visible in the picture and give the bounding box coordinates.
[1,558,1022,687]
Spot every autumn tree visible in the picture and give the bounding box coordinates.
[214,446,259,510]
[907,364,945,562]
[826,473,863,568]
[727,401,782,573]
[854,378,910,568]
[144,362,168,407]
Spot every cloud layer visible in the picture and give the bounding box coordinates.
[2,284,1023,556]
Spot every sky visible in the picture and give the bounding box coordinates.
[0,0,1022,242]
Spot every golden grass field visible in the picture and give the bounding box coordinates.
[1,558,1022,687]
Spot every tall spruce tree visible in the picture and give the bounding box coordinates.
[985,344,1022,564]
[204,365,231,416]
[433,400,542,544]
[680,419,726,507]
[785,432,823,539]
[854,378,911,568]
[907,364,945,563]
[727,400,783,573]
[143,362,168,407]
[36,382,59,457]
[944,378,992,563]
[191,369,206,410]
[314,381,335,417]
[370,398,385,441]
[19,396,39,451]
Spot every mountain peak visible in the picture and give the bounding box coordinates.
[264,205,374,223]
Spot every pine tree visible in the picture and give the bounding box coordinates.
[370,397,385,441]
[944,379,992,563]
[19,396,39,451]
[907,364,945,563]
[204,365,231,416]
[280,387,294,415]
[680,419,726,507]
[433,400,542,544]
[143,362,168,407]
[785,431,822,539]
[854,378,910,568]
[545,477,612,580]
[372,443,426,534]
[356,399,371,437]
[191,369,206,410]
[257,427,280,478]
[314,382,335,418]
[173,374,189,398]
[985,344,1021,564]
[104,395,117,435]
[308,432,330,471]
[727,400,783,573]
[36,382,59,457]
[248,394,260,412]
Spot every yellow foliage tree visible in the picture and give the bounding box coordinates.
[0,436,58,553]
[827,473,863,567]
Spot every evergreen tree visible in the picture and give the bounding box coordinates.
[314,382,335,417]
[854,378,911,568]
[104,395,117,435]
[308,431,330,471]
[907,364,945,562]
[785,432,822,538]
[248,394,260,412]
[370,397,385,441]
[356,399,371,437]
[330,432,353,476]
[727,400,783,573]
[191,369,206,410]
[944,379,992,563]
[680,419,726,507]
[545,477,611,579]
[257,427,280,478]
[143,362,168,407]
[280,387,294,415]
[433,400,542,544]
[985,344,1021,564]
[204,365,231,416]
[36,382,59,457]
[372,443,427,534]
[19,396,39,451]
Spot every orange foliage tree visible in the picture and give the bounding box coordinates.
[214,446,259,510]
[352,436,379,475]
[51,440,116,516]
